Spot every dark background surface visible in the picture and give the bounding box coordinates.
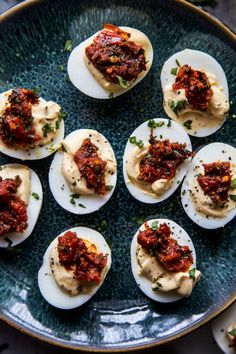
[0,1,235,354]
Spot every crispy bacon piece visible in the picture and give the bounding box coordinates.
[173,64,213,110]
[74,138,107,195]
[0,88,41,146]
[197,161,231,205]
[58,231,108,284]
[85,23,146,84]
[138,222,193,273]
[138,134,193,183]
[0,176,28,236]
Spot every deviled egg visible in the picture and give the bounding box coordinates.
[68,23,153,99]
[181,142,236,229]
[0,88,65,160]
[0,163,43,247]
[123,118,193,203]
[212,302,236,354]
[38,226,111,309]
[49,129,117,214]
[131,218,201,303]
[161,49,229,137]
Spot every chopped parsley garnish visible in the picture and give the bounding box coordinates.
[231,178,236,190]
[116,75,130,89]
[32,192,39,200]
[4,237,13,248]
[171,67,178,76]
[228,328,236,337]
[189,268,196,279]
[148,119,165,129]
[64,39,73,52]
[183,120,192,130]
[70,197,76,205]
[106,185,114,192]
[151,220,159,230]
[56,110,67,129]
[169,100,187,115]
[108,92,114,99]
[152,282,162,291]
[77,284,83,293]
[42,123,54,137]
[175,59,181,67]
[129,136,144,148]
[229,195,236,202]
[70,194,80,205]
[167,119,172,127]
[78,203,86,208]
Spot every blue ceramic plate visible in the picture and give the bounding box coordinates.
[0,0,236,351]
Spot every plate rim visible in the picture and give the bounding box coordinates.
[0,0,236,351]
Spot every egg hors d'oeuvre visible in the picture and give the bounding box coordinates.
[123,118,193,203]
[181,143,236,229]
[131,219,201,303]
[38,227,111,309]
[49,129,117,214]
[161,49,229,137]
[212,302,236,354]
[0,163,43,247]
[67,23,153,99]
[0,88,65,160]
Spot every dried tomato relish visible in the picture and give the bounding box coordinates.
[197,162,231,205]
[172,65,213,111]
[0,176,28,236]
[74,138,108,195]
[85,24,147,84]
[0,88,40,146]
[138,132,193,183]
[138,222,193,272]
[58,231,108,283]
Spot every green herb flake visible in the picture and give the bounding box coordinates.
[32,192,39,200]
[148,119,165,129]
[189,268,196,279]
[108,92,114,99]
[78,203,86,208]
[42,123,54,137]
[64,39,73,52]
[228,328,236,337]
[229,195,236,202]
[106,185,114,192]
[70,193,80,199]
[70,197,76,205]
[183,120,192,130]
[151,220,159,230]
[169,100,187,115]
[175,58,181,67]
[167,119,172,127]
[129,136,144,148]
[171,67,178,76]
[77,284,83,293]
[116,75,130,89]
[56,111,67,129]
[231,178,236,190]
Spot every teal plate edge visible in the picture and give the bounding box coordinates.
[0,0,236,352]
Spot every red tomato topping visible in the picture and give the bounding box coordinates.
[0,88,41,147]
[172,64,213,110]
[0,176,28,236]
[138,133,193,183]
[138,222,193,272]
[58,231,108,284]
[197,161,231,205]
[74,138,108,195]
[85,23,147,84]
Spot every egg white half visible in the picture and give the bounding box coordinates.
[212,302,236,354]
[0,163,43,247]
[130,218,197,303]
[67,26,153,99]
[49,129,117,214]
[38,226,112,309]
[161,49,229,137]
[123,118,192,204]
[181,142,236,229]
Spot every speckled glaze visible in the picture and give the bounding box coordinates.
[0,0,236,351]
